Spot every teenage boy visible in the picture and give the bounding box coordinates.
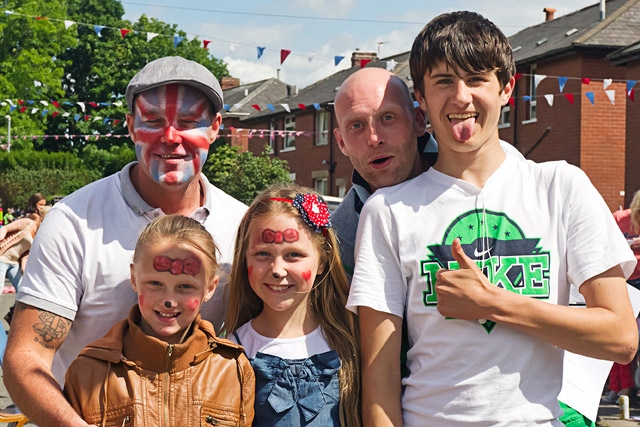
[347,11,638,426]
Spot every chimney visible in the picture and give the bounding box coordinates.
[221,76,240,90]
[543,7,556,21]
[351,49,378,68]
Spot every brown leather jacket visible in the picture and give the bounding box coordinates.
[64,306,255,427]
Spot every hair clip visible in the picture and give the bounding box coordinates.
[269,193,332,233]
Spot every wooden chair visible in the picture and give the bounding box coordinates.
[0,327,31,426]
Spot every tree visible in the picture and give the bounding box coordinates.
[203,144,291,205]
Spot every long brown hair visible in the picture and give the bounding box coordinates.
[224,183,361,427]
[631,190,640,234]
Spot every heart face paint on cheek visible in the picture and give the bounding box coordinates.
[247,265,253,277]
[302,270,312,281]
[138,295,145,307]
[186,298,199,312]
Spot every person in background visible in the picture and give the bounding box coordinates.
[224,184,360,427]
[4,56,247,427]
[22,193,47,222]
[64,215,254,426]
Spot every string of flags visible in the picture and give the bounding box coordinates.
[1,8,347,67]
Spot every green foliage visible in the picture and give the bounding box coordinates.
[204,144,291,205]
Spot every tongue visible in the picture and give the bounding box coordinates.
[451,117,476,141]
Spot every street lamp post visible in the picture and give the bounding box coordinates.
[4,115,10,152]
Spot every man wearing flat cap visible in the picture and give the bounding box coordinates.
[4,56,247,427]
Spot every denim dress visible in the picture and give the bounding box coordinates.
[250,350,341,426]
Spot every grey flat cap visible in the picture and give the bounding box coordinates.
[126,56,223,113]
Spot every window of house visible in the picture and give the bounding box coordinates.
[498,106,511,128]
[315,110,329,146]
[313,177,328,195]
[527,65,537,122]
[283,115,296,150]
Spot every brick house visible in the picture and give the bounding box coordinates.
[503,0,640,210]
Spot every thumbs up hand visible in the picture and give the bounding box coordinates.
[435,238,498,320]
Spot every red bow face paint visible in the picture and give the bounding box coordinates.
[131,84,214,186]
[261,228,300,244]
[153,255,201,276]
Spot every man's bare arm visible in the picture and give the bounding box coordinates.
[360,306,403,427]
[4,303,92,427]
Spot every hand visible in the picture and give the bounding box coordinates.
[435,238,498,320]
[0,227,6,241]
[629,237,640,250]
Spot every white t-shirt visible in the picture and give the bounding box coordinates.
[17,162,247,385]
[347,156,635,427]
[230,321,332,359]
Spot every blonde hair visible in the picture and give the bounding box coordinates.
[224,183,361,427]
[133,215,219,283]
[631,190,640,234]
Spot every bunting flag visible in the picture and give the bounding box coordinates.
[534,74,547,90]
[297,103,306,110]
[514,73,523,81]
[257,46,266,59]
[523,96,531,102]
[585,92,595,105]
[313,103,321,110]
[630,88,635,102]
[334,56,345,66]
[266,103,275,111]
[603,78,612,90]
[64,20,74,29]
[582,78,591,85]
[544,94,554,106]
[147,32,158,42]
[627,80,637,97]
[280,49,291,65]
[360,58,372,68]
[605,89,615,105]
[307,54,316,63]
[251,104,261,111]
[203,39,212,49]
[564,93,574,104]
[93,25,105,36]
[386,59,397,71]
[173,36,184,48]
[120,29,131,39]
[557,77,568,93]
[281,103,290,113]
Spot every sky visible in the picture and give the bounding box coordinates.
[121,0,601,89]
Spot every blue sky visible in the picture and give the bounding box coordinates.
[121,0,598,88]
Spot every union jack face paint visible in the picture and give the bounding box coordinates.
[131,84,215,186]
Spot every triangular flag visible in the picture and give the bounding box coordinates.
[544,94,554,106]
[386,59,397,71]
[630,88,635,102]
[523,95,531,102]
[280,49,291,64]
[627,80,637,96]
[39,100,48,106]
[557,77,568,93]
[584,92,596,105]
[582,78,591,85]
[30,108,38,114]
[360,58,372,68]
[64,20,75,29]
[9,106,16,113]
[313,103,321,110]
[281,103,290,113]
[334,56,345,66]
[203,40,212,49]
[603,78,612,90]
[74,114,80,121]
[297,103,307,110]
[514,73,523,81]
[257,46,266,59]
[534,74,546,90]
[266,103,275,111]
[77,102,86,112]
[605,89,615,105]
[173,36,184,48]
[52,101,60,108]
[223,104,230,111]
[52,111,59,118]
[41,110,48,116]
[120,29,131,39]
[93,25,105,36]
[88,102,98,108]
[19,107,26,113]
[84,115,90,121]
[564,93,574,104]
[308,54,316,63]
[147,32,159,42]
[251,104,261,111]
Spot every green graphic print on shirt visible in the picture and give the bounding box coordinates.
[420,209,550,333]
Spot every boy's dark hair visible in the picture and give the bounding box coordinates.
[410,11,515,96]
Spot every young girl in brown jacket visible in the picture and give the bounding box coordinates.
[64,215,254,426]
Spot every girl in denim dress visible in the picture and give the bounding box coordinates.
[224,184,361,427]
